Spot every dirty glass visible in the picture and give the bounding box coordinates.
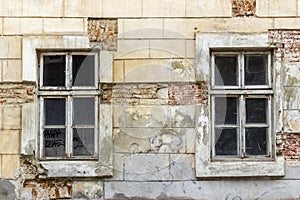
[73,128,94,156]
[43,128,66,157]
[44,98,66,125]
[73,97,95,125]
[215,128,237,156]
[72,55,95,87]
[245,128,267,155]
[43,55,66,86]
[214,55,238,86]
[245,55,268,85]
[246,98,267,124]
[215,97,238,125]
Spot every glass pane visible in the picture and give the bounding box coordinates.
[245,55,268,85]
[214,55,238,86]
[72,55,95,87]
[43,55,66,86]
[73,98,95,125]
[43,128,66,157]
[246,128,267,155]
[215,97,238,125]
[73,128,94,156]
[44,98,65,125]
[246,98,267,124]
[215,128,238,156]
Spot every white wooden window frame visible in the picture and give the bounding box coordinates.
[195,33,284,177]
[21,36,113,178]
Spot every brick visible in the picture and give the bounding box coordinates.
[43,18,85,34]
[114,40,149,59]
[143,0,185,17]
[274,18,300,29]
[0,0,22,16]
[3,17,42,36]
[2,60,22,82]
[3,106,21,130]
[72,181,103,199]
[186,0,231,17]
[284,110,300,133]
[22,0,63,17]
[103,0,142,17]
[0,37,22,58]
[232,0,256,17]
[123,19,163,38]
[149,39,185,59]
[65,0,102,17]
[256,0,297,17]
[124,59,170,82]
[1,155,19,179]
[0,130,20,154]
[113,60,124,82]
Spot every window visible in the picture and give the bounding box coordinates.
[39,52,99,159]
[195,33,284,177]
[21,36,113,177]
[211,51,272,160]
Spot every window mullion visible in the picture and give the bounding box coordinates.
[240,95,245,158]
[67,96,72,158]
[40,98,44,159]
[240,53,245,88]
[66,53,72,89]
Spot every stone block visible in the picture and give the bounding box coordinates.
[0,19,2,34]
[3,18,43,35]
[149,39,185,59]
[113,60,124,83]
[142,0,185,17]
[0,61,2,83]
[170,154,196,180]
[284,87,300,109]
[117,19,124,39]
[0,0,22,16]
[256,0,297,17]
[164,19,196,39]
[124,106,170,128]
[0,130,20,154]
[43,18,85,34]
[186,129,196,153]
[103,0,142,17]
[72,181,103,199]
[65,0,102,17]
[284,64,300,86]
[113,128,152,153]
[274,18,300,29]
[110,153,124,180]
[1,155,19,179]
[284,110,300,132]
[2,60,22,82]
[99,51,113,82]
[113,105,125,128]
[186,0,231,17]
[0,37,22,58]
[22,0,63,17]
[114,40,150,59]
[124,154,170,181]
[0,180,16,199]
[2,106,21,130]
[171,106,196,128]
[186,39,196,58]
[123,19,163,38]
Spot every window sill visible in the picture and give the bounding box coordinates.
[40,160,113,178]
[196,156,284,178]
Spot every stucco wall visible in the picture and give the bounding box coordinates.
[0,0,300,199]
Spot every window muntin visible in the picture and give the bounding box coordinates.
[39,51,99,160]
[211,51,273,160]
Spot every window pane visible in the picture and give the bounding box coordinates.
[245,128,267,156]
[245,55,268,85]
[44,98,65,125]
[246,98,267,124]
[214,55,238,86]
[215,128,238,156]
[73,98,95,125]
[73,128,94,156]
[43,55,66,86]
[215,97,238,125]
[72,55,95,87]
[43,128,66,157]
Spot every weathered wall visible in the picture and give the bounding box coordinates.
[0,0,300,199]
